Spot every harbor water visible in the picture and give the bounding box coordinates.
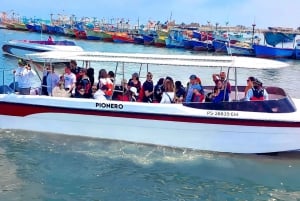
[1,29,300,200]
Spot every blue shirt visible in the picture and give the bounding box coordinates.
[212,89,229,103]
[185,83,203,103]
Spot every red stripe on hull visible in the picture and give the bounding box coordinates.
[0,102,299,128]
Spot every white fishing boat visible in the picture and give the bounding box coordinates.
[0,51,299,154]
[1,39,83,59]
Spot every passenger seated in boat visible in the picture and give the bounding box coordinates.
[185,74,203,103]
[86,67,95,86]
[52,79,71,98]
[141,72,154,103]
[128,72,142,93]
[91,84,98,97]
[108,71,115,83]
[93,85,109,101]
[154,78,164,102]
[244,76,255,97]
[192,88,205,103]
[47,35,54,42]
[97,69,113,99]
[75,68,92,98]
[160,79,175,104]
[211,79,229,103]
[245,78,269,101]
[174,81,186,103]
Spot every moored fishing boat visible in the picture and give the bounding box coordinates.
[253,29,297,58]
[165,29,185,48]
[5,21,28,31]
[253,44,294,59]
[0,51,299,154]
[227,42,255,56]
[112,32,134,43]
[86,28,102,40]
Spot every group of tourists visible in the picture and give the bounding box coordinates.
[13,59,269,103]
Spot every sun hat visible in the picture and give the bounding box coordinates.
[130,86,139,96]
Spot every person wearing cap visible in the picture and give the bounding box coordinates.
[13,59,36,95]
[185,74,203,103]
[245,78,268,101]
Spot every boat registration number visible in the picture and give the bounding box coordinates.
[206,111,239,117]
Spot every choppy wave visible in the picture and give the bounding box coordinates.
[1,129,300,200]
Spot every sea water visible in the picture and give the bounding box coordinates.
[1,29,300,200]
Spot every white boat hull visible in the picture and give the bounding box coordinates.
[0,95,299,154]
[2,40,83,60]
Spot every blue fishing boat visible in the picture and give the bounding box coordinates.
[183,38,194,49]
[165,29,185,48]
[253,30,297,58]
[192,39,214,51]
[143,34,154,45]
[212,40,227,53]
[133,35,144,44]
[192,31,201,40]
[253,44,294,58]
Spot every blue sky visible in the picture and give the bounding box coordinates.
[2,0,299,29]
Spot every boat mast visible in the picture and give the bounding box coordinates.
[251,23,256,45]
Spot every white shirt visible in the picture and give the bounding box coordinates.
[63,72,76,89]
[160,92,175,103]
[15,66,36,88]
[93,90,107,101]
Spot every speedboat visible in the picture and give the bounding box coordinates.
[0,51,299,154]
[2,39,84,59]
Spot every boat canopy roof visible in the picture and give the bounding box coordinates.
[264,31,297,47]
[27,51,288,69]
